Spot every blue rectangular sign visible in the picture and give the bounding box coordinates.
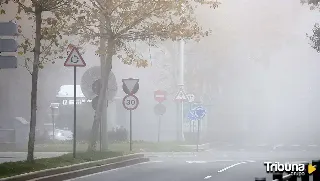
[0,56,17,68]
[0,22,18,36]
[0,39,17,52]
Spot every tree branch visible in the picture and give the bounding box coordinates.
[40,39,55,55]
[116,4,166,37]
[91,0,105,12]
[14,0,34,13]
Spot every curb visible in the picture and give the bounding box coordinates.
[0,154,146,181]
[31,157,149,181]
[179,143,210,149]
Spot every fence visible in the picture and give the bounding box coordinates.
[255,160,320,181]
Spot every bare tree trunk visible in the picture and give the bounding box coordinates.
[27,7,42,162]
[87,38,114,151]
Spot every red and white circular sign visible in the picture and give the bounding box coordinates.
[122,94,139,110]
[154,90,167,103]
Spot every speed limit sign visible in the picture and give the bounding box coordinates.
[122,94,139,110]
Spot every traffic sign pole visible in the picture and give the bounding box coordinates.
[122,94,139,152]
[158,116,161,142]
[130,110,132,151]
[197,119,200,152]
[64,46,86,158]
[73,66,77,158]
[192,121,195,132]
[122,78,139,152]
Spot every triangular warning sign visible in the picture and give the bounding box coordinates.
[64,47,86,67]
[175,89,187,100]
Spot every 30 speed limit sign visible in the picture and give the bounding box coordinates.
[122,94,139,110]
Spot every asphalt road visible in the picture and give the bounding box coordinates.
[67,146,320,181]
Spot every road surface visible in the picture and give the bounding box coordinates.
[67,144,320,181]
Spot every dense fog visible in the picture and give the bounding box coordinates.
[1,0,320,145]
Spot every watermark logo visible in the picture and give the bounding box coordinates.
[264,162,316,176]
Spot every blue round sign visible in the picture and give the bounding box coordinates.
[187,110,196,120]
[193,106,206,119]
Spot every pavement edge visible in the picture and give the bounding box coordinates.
[0,153,147,181]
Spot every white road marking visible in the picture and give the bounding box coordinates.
[257,144,267,147]
[239,149,245,151]
[204,175,212,179]
[273,144,283,150]
[187,160,235,163]
[65,161,161,180]
[246,160,256,163]
[186,161,207,163]
[209,160,234,162]
[291,144,300,147]
[308,144,317,147]
[217,162,247,173]
[153,161,163,163]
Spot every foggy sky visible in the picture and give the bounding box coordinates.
[1,0,320,142]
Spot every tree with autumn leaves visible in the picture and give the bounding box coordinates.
[1,0,220,161]
[301,0,320,52]
[66,0,220,151]
[0,0,81,162]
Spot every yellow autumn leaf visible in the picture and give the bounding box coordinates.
[0,9,6,14]
[18,51,24,55]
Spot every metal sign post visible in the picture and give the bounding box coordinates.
[73,66,76,156]
[122,78,139,152]
[123,94,139,151]
[196,119,200,152]
[154,103,166,142]
[130,109,132,151]
[174,87,187,141]
[158,116,161,142]
[64,46,86,158]
[192,106,206,152]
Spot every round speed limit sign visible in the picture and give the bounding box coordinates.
[122,94,139,110]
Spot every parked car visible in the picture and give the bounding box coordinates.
[47,129,73,141]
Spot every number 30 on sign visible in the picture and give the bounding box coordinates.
[122,94,139,110]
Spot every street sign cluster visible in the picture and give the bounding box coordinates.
[122,78,139,110]
[174,87,195,103]
[122,78,140,151]
[153,90,167,142]
[154,90,167,116]
[0,22,18,68]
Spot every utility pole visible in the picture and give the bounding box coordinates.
[179,39,185,141]
[100,13,108,151]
